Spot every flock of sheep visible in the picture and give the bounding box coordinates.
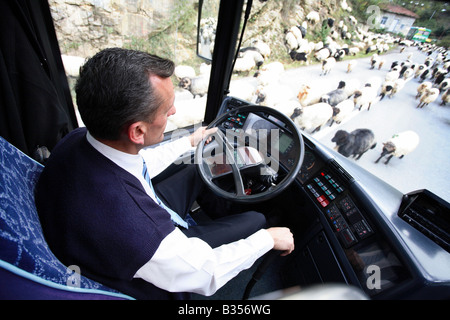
[172,3,450,166]
[173,35,448,166]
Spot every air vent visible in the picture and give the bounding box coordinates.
[329,160,353,183]
[398,190,450,253]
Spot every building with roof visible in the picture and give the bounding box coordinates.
[377,3,419,36]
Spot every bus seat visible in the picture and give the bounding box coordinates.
[0,136,133,300]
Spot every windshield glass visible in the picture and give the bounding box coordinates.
[225,0,450,202]
[50,0,449,202]
[51,0,211,133]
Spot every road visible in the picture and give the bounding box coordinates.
[277,46,450,202]
[174,45,450,202]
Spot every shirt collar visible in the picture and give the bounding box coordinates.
[86,131,143,177]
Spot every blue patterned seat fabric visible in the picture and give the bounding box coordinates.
[0,136,132,299]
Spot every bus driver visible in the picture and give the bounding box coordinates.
[35,48,294,299]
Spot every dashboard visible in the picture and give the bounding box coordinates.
[216,97,450,299]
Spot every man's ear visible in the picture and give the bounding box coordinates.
[127,121,146,146]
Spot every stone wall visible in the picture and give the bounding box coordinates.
[49,0,178,57]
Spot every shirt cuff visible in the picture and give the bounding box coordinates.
[246,229,275,256]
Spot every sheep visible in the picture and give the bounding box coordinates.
[338,79,361,97]
[251,39,271,59]
[419,68,431,82]
[170,98,207,128]
[331,128,376,160]
[290,102,333,133]
[321,57,336,76]
[306,11,320,25]
[379,81,394,100]
[347,60,357,73]
[233,55,256,74]
[228,80,257,102]
[285,31,299,51]
[61,55,85,78]
[329,99,355,126]
[390,78,406,98]
[385,69,400,82]
[314,47,331,61]
[254,61,285,86]
[354,84,380,111]
[174,65,196,80]
[402,67,415,80]
[370,54,379,69]
[239,48,265,69]
[290,50,308,62]
[439,79,450,92]
[440,89,450,106]
[433,72,448,87]
[417,88,440,108]
[290,26,303,44]
[253,84,295,108]
[375,131,419,165]
[415,81,432,99]
[414,64,427,78]
[273,99,302,117]
[320,88,347,106]
[178,75,209,98]
[349,47,360,56]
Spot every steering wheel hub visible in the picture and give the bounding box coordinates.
[195,105,304,203]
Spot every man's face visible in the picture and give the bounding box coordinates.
[144,76,176,146]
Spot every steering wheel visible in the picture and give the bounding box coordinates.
[195,105,305,203]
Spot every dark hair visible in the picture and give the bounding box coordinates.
[75,48,175,140]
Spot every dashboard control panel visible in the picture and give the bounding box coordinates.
[302,162,374,248]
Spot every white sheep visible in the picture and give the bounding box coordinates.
[174,65,196,80]
[285,31,298,51]
[385,69,400,82]
[402,67,415,80]
[306,11,320,25]
[321,57,336,76]
[61,55,85,77]
[254,61,284,86]
[253,84,295,108]
[233,55,256,74]
[330,99,355,126]
[296,84,323,106]
[178,75,209,98]
[314,48,331,61]
[251,39,271,58]
[290,26,303,43]
[415,81,432,99]
[273,99,302,117]
[228,79,257,102]
[375,131,419,165]
[241,49,265,69]
[290,102,333,133]
[417,88,440,108]
[349,47,360,56]
[338,78,361,97]
[347,60,358,73]
[379,81,394,100]
[354,84,380,111]
[169,97,207,128]
[390,78,407,98]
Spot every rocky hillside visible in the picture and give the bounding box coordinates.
[51,0,369,61]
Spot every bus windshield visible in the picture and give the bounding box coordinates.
[51,0,450,202]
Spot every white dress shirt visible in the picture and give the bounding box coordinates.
[86,132,274,296]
